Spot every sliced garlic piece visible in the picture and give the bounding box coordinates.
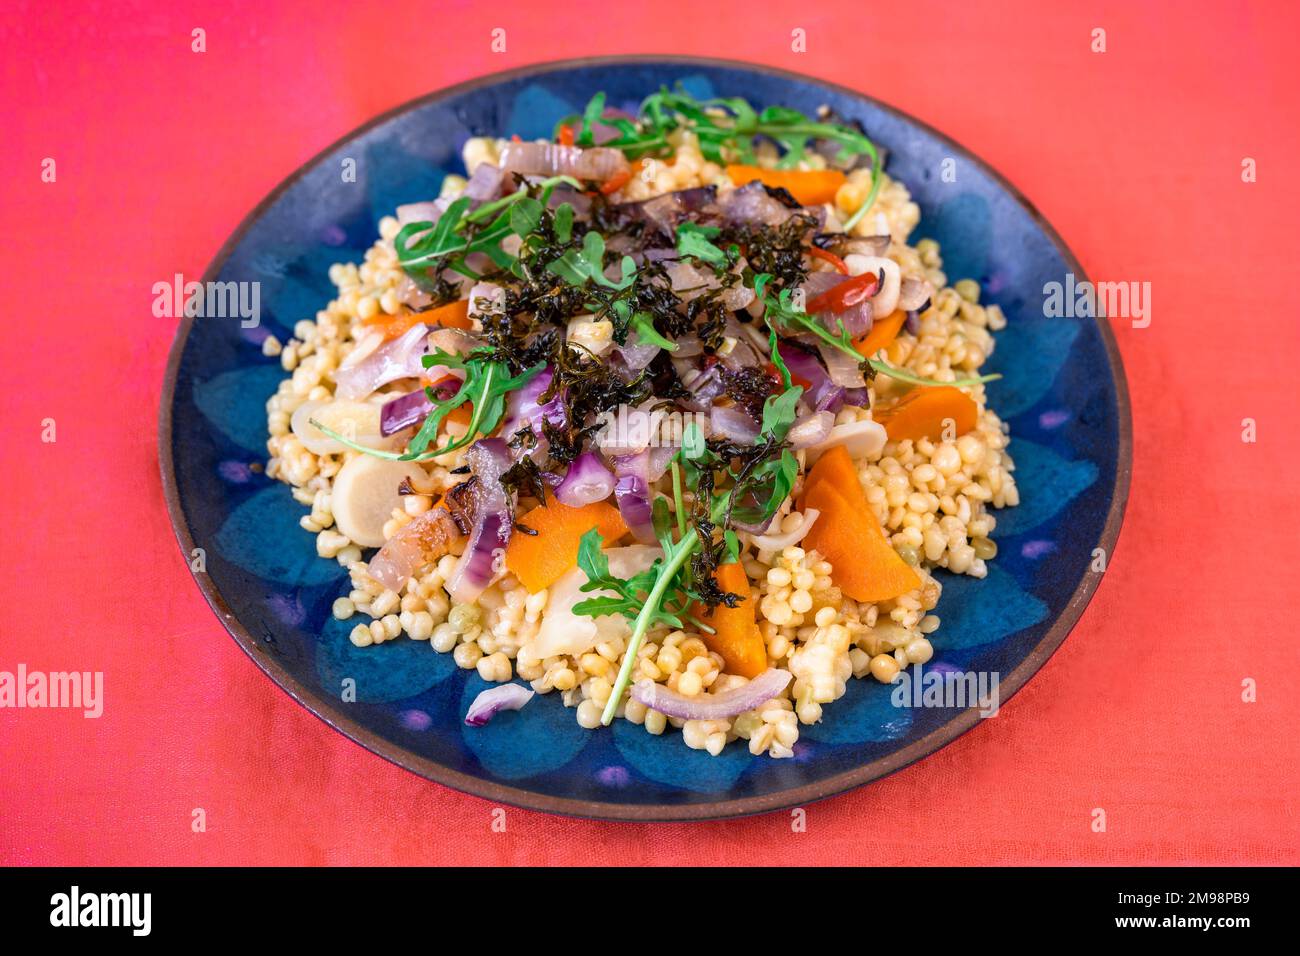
[330,456,428,548]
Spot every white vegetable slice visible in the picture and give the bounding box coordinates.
[339,330,385,370]
[523,546,661,660]
[331,456,428,548]
[843,254,902,320]
[808,418,888,462]
[290,399,390,456]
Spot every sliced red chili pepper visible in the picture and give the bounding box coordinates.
[808,246,849,275]
[806,269,881,315]
[764,360,812,390]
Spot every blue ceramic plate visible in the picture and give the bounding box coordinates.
[160,57,1130,820]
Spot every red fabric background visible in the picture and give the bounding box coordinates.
[2,0,1297,866]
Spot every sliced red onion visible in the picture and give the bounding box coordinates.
[582,107,635,146]
[613,186,719,234]
[752,510,820,551]
[776,343,846,411]
[379,389,436,437]
[839,386,870,409]
[467,281,504,321]
[594,401,664,457]
[823,299,874,338]
[816,340,868,388]
[464,683,535,726]
[719,279,756,312]
[646,445,677,482]
[710,404,759,444]
[367,505,461,592]
[672,333,705,358]
[661,259,713,302]
[547,184,593,219]
[501,366,565,438]
[720,181,810,227]
[729,509,777,536]
[801,270,847,301]
[898,276,933,312]
[445,439,513,603]
[677,362,726,411]
[611,453,656,543]
[462,162,505,202]
[500,141,630,182]
[631,668,793,721]
[825,234,891,258]
[802,271,873,338]
[333,323,430,400]
[787,410,834,448]
[616,334,662,372]
[555,452,615,507]
[717,335,763,373]
[396,199,450,228]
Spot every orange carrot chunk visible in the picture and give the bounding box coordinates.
[504,498,628,593]
[725,165,846,206]
[873,386,978,443]
[364,298,473,341]
[798,444,859,504]
[799,446,920,603]
[691,561,767,679]
[853,309,907,358]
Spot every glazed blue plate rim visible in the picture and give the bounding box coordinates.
[159,55,1132,821]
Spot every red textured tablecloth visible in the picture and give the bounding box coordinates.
[2,0,1297,866]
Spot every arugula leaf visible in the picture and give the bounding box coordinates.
[759,385,803,443]
[553,202,574,244]
[573,528,690,632]
[394,175,579,282]
[577,92,605,147]
[575,527,611,583]
[547,230,636,290]
[508,196,543,238]
[675,221,727,267]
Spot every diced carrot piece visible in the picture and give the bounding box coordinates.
[798,444,860,506]
[803,480,920,602]
[364,298,472,341]
[854,309,907,358]
[691,561,767,679]
[504,497,629,593]
[797,446,919,602]
[873,386,978,443]
[600,160,638,196]
[725,164,847,206]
